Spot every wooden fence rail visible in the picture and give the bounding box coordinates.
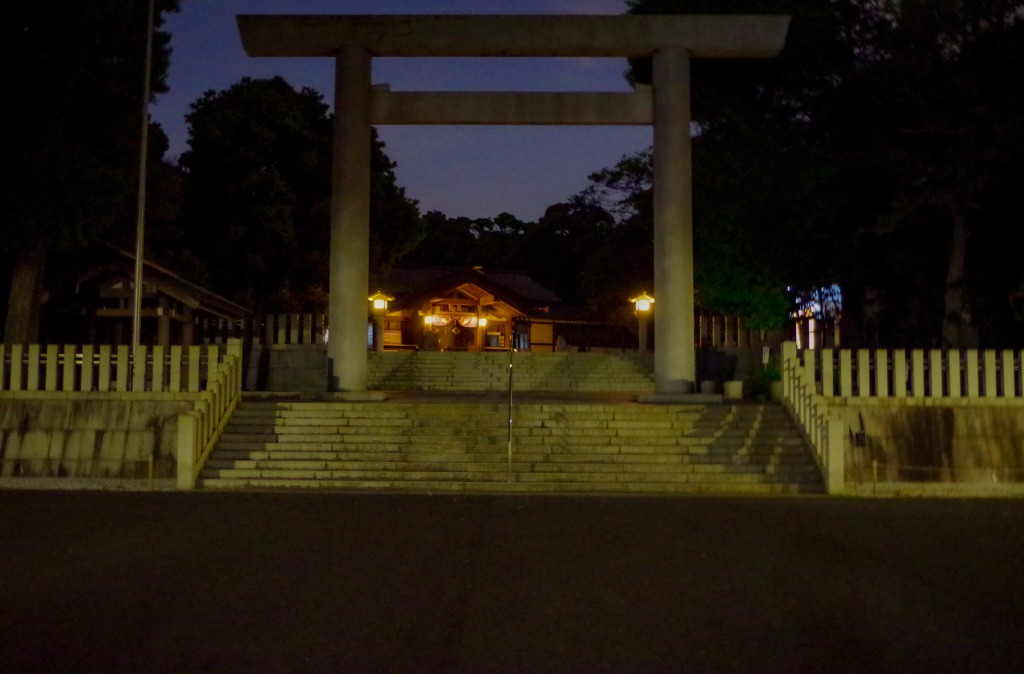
[176,339,243,489]
[194,314,328,346]
[789,347,1024,400]
[0,344,227,393]
[198,312,779,350]
[780,342,844,492]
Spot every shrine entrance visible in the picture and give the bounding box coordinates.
[237,13,789,393]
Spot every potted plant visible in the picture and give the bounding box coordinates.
[752,360,782,401]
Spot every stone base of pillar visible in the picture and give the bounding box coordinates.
[656,378,695,395]
[636,392,722,405]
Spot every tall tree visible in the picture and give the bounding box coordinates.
[3,0,180,342]
[627,0,1024,346]
[826,2,1024,346]
[525,199,618,307]
[174,77,422,313]
[626,0,860,127]
[622,0,854,329]
[571,152,656,316]
[403,210,478,267]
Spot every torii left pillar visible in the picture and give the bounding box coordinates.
[653,46,695,393]
[328,47,372,391]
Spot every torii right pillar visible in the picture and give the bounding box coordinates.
[653,46,696,393]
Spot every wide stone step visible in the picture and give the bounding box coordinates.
[232,408,410,419]
[214,438,807,457]
[199,477,818,495]
[200,466,820,487]
[209,450,548,464]
[205,457,529,472]
[218,423,795,439]
[202,468,517,482]
[203,399,821,494]
[208,449,812,471]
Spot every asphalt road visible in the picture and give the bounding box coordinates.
[1,491,1022,673]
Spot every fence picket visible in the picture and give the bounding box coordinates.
[929,349,943,397]
[1019,350,1024,398]
[822,348,834,398]
[857,349,870,397]
[153,345,165,392]
[10,345,23,391]
[81,345,94,392]
[206,345,219,387]
[62,345,76,392]
[1001,350,1014,398]
[98,345,112,391]
[170,346,182,392]
[948,349,962,398]
[115,346,129,392]
[276,314,287,345]
[875,349,889,398]
[894,350,907,398]
[133,346,147,392]
[840,350,853,397]
[27,345,41,391]
[803,348,816,393]
[45,344,58,392]
[911,349,925,398]
[984,350,997,398]
[188,346,201,392]
[966,350,980,397]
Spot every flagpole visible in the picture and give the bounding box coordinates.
[131,0,155,387]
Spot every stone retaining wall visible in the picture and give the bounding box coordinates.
[0,393,197,480]
[831,401,1024,486]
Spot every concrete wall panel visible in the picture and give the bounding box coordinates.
[834,404,1024,485]
[0,397,194,479]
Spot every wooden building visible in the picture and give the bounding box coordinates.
[374,266,630,352]
[44,247,249,347]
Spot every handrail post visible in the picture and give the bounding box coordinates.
[176,412,197,490]
[507,347,513,482]
[826,410,845,494]
[227,337,243,399]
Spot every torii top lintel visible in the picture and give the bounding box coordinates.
[237,14,790,59]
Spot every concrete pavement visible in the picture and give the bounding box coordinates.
[1,491,1022,672]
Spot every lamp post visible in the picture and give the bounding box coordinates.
[368,291,393,352]
[629,292,655,353]
[477,316,488,350]
[131,0,156,386]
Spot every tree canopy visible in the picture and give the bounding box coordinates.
[624,0,1024,346]
[173,77,422,313]
[8,1,1024,349]
[3,0,180,341]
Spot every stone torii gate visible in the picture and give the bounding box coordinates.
[237,14,789,393]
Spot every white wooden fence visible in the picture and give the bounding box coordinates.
[780,342,844,492]
[780,342,1024,494]
[793,347,1023,399]
[196,313,328,346]
[176,340,243,489]
[199,312,778,350]
[0,344,228,393]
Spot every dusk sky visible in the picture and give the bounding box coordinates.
[151,0,654,221]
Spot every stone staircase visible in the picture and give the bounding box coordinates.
[367,351,655,393]
[199,398,823,494]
